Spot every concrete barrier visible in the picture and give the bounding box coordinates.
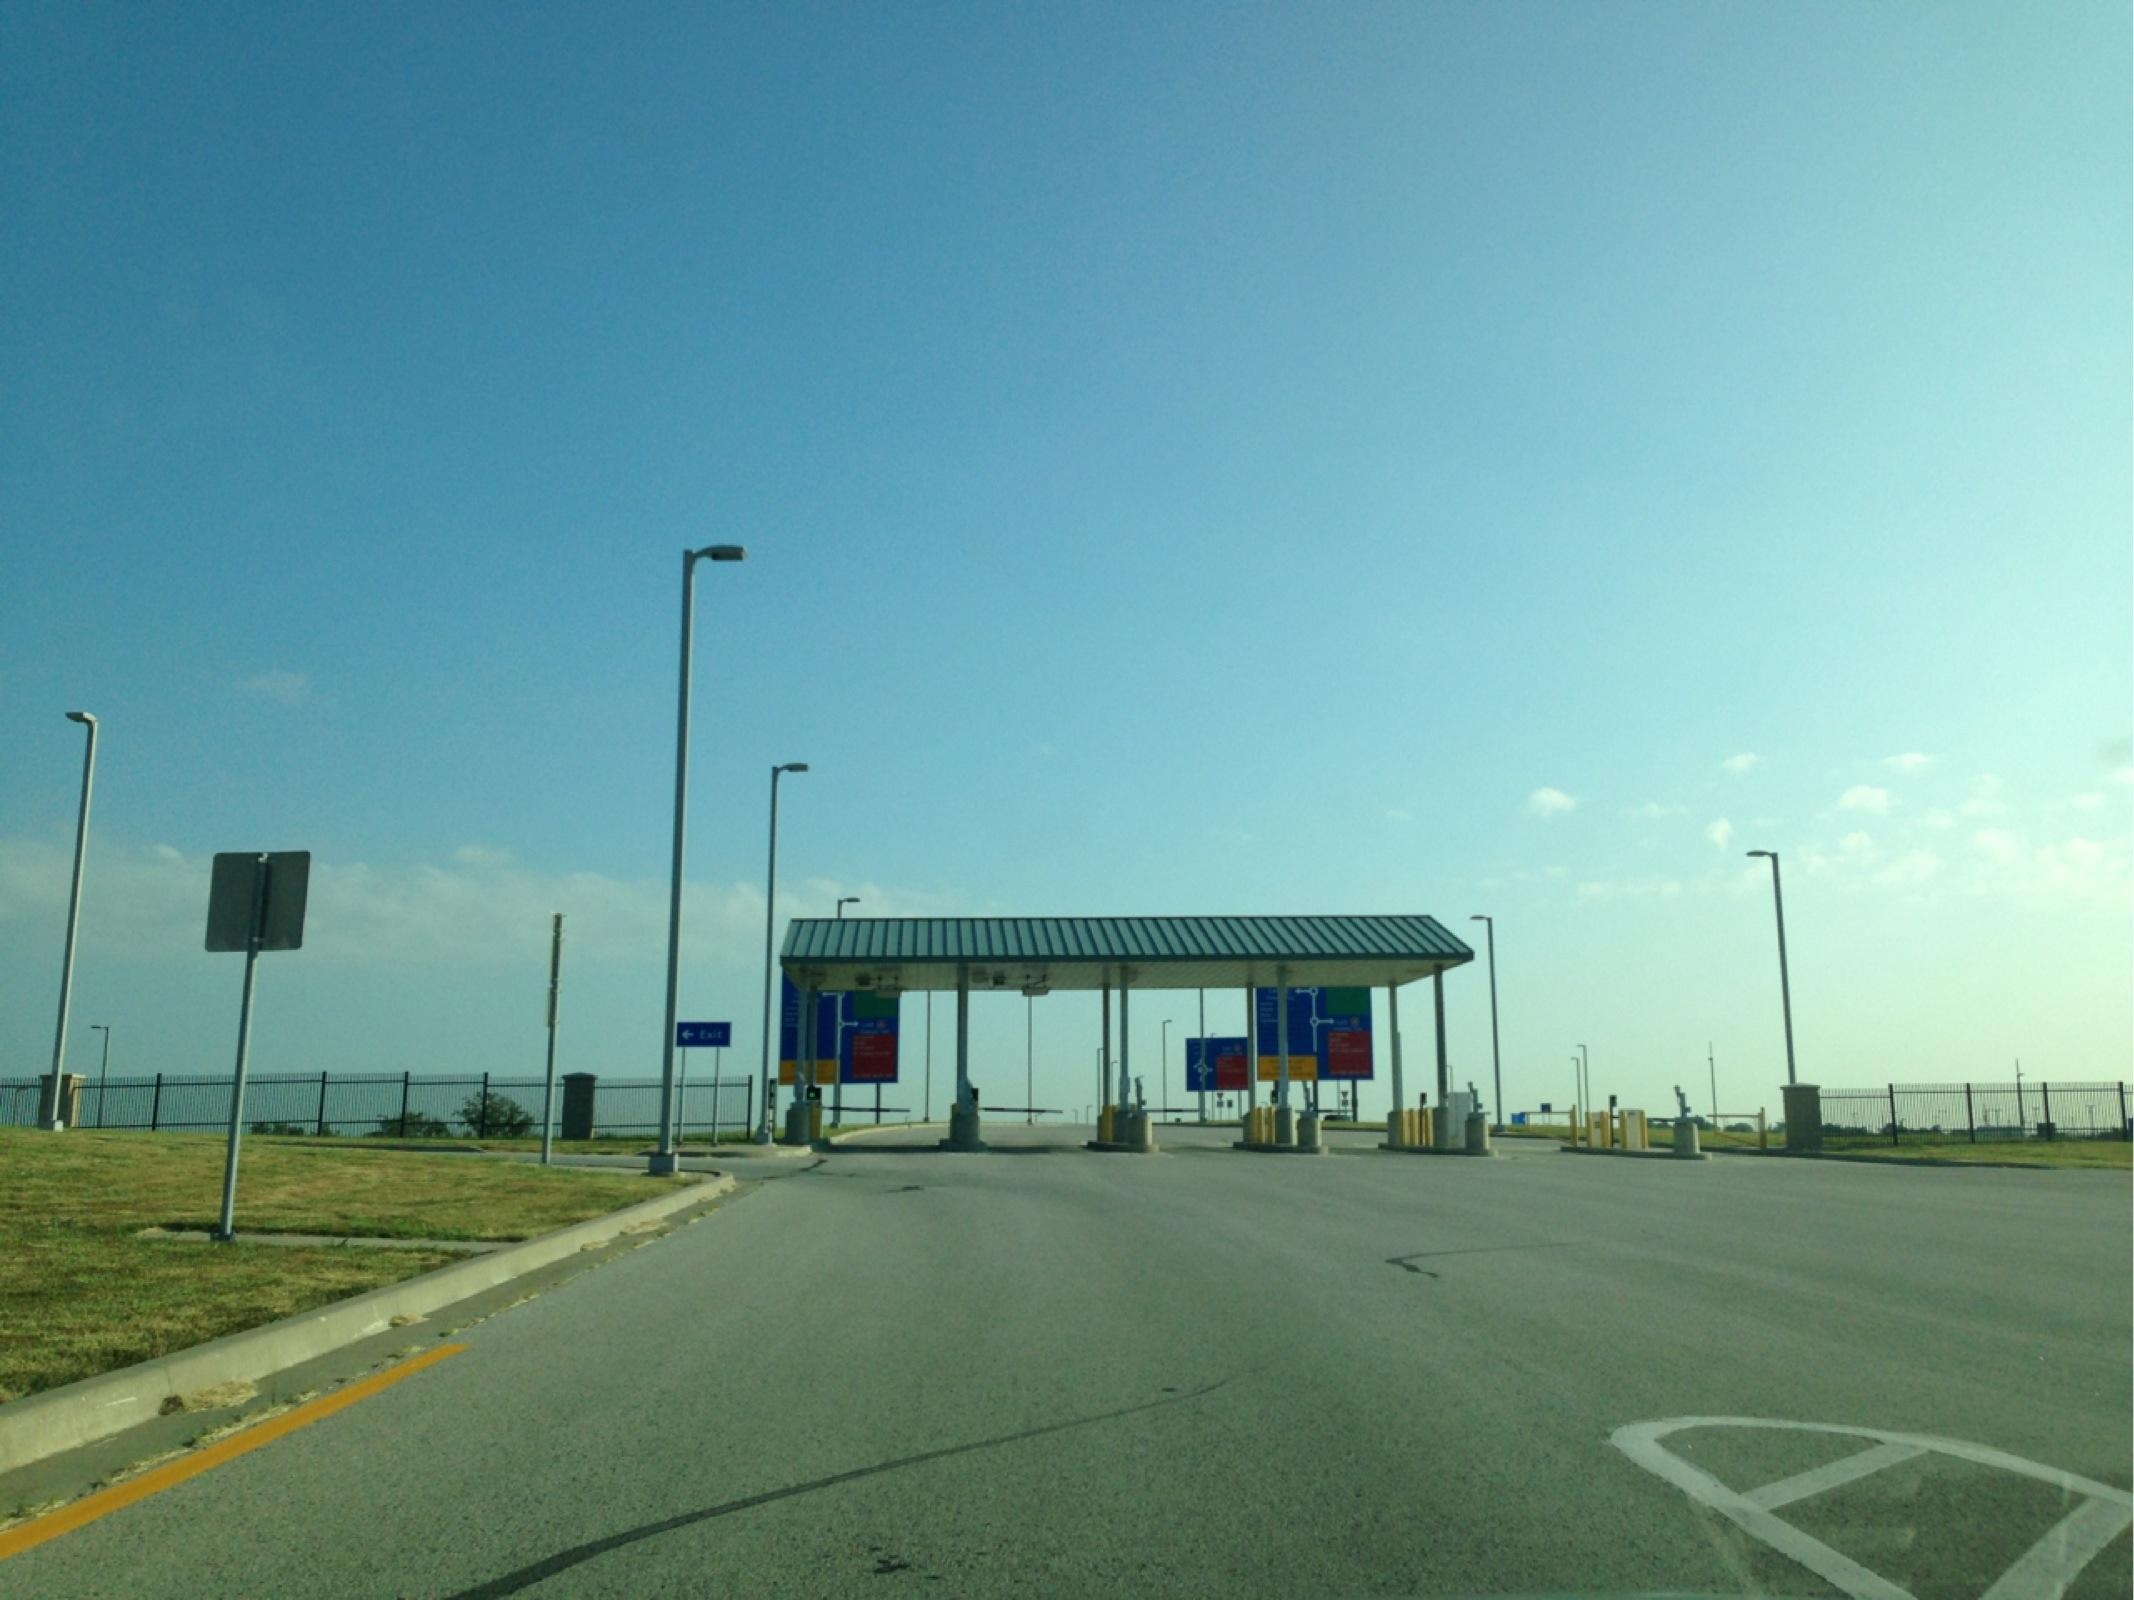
[1782,1083,1822,1152]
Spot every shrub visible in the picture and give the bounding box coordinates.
[372,1112,451,1137]
[250,1120,312,1136]
[457,1090,534,1139]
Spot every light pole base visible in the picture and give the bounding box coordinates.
[1781,1083,1823,1152]
[940,1103,988,1152]
[1274,1105,1296,1146]
[1296,1112,1323,1151]
[38,1119,65,1133]
[783,1102,813,1146]
[647,1150,681,1176]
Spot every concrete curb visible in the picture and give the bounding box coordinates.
[1704,1144,2122,1172]
[1373,1143,1495,1157]
[0,1173,733,1477]
[825,1121,948,1146]
[1557,1145,1688,1161]
[1232,1141,1328,1155]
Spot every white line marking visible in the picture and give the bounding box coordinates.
[1980,1494,2134,1600]
[1611,1417,2133,1600]
[1747,1440,1928,1510]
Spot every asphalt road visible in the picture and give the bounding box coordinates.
[8,1126,2129,1598]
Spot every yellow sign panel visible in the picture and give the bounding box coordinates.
[1256,1054,1321,1083]
[778,1059,838,1086]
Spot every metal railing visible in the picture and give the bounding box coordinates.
[0,1072,759,1142]
[1819,1081,2131,1145]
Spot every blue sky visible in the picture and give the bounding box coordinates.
[4,3,2127,1121]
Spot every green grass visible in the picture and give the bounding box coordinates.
[1808,1135,2131,1168]
[0,1129,691,1404]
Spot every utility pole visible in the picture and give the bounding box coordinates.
[540,913,564,1164]
[1707,1041,1717,1126]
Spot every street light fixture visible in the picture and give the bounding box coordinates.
[652,548,745,1176]
[1470,915,1503,1131]
[836,896,859,918]
[1746,850,1799,1085]
[756,762,810,1143]
[41,711,98,1132]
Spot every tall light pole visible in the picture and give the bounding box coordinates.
[652,545,746,1176]
[831,898,859,1125]
[837,896,858,918]
[1025,995,1034,1125]
[1577,1042,1589,1119]
[41,710,98,1132]
[1746,850,1798,1086]
[755,761,810,1143]
[1161,1018,1174,1118]
[1196,988,1206,1123]
[1570,1054,1581,1144]
[1470,915,1502,1131]
[89,1024,110,1129]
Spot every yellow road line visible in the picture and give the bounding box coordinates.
[0,1342,469,1565]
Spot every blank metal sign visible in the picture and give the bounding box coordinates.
[205,852,312,952]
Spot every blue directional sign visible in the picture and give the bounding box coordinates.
[1252,987,1374,1081]
[779,976,899,1084]
[1186,1036,1249,1092]
[675,1021,731,1049]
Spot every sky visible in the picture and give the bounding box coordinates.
[3,3,2128,1126]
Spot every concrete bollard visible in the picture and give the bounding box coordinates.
[1674,1119,1702,1159]
[1386,1111,1405,1148]
[1297,1112,1322,1151]
[1274,1104,1296,1147]
[783,1100,812,1145]
[1130,1108,1156,1152]
[945,1102,987,1151]
[1464,1112,1491,1155]
[1781,1083,1823,1153]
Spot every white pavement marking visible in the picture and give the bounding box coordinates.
[1745,1440,1927,1510]
[1612,1417,2134,1600]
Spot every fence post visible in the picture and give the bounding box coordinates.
[400,1071,412,1134]
[745,1077,754,1142]
[1965,1082,1975,1143]
[2039,1080,2052,1140]
[2121,1082,2130,1142]
[478,1071,490,1138]
[316,1071,329,1138]
[150,1072,163,1132]
[1888,1083,1899,1146]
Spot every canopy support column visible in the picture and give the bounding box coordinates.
[1388,983,1405,1144]
[1275,965,1295,1145]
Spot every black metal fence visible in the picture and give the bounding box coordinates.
[1820,1081,2131,1145]
[0,1072,760,1141]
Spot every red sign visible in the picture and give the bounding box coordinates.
[850,1032,898,1083]
[1214,1049,1250,1091]
[1326,1029,1372,1079]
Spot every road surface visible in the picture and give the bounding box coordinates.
[6,1125,2129,1597]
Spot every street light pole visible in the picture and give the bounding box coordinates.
[1746,850,1798,1085]
[832,898,859,1127]
[41,710,98,1132]
[90,1024,110,1129]
[1197,988,1206,1123]
[1161,1018,1173,1120]
[755,761,810,1143]
[653,545,745,1176]
[1577,1042,1589,1125]
[1470,915,1502,1130]
[1026,996,1034,1125]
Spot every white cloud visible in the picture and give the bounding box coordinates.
[1384,807,1413,824]
[1921,808,1956,830]
[1959,774,2006,817]
[1839,831,1874,854]
[1838,785,1893,814]
[1703,818,1733,849]
[1625,801,1687,819]
[1720,753,1762,775]
[1874,850,1942,886]
[1964,829,2131,903]
[0,835,964,970]
[1882,752,1932,774]
[239,669,310,706]
[2113,766,2134,789]
[451,844,512,868]
[2070,793,2104,812]
[1524,787,1577,818]
[1970,828,2024,863]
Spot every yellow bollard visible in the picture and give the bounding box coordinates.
[808,1103,823,1140]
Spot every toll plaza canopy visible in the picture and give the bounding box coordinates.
[779,914,1474,993]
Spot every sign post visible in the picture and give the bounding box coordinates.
[675,1022,732,1148]
[205,851,310,1242]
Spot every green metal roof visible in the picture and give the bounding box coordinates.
[779,915,1472,993]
